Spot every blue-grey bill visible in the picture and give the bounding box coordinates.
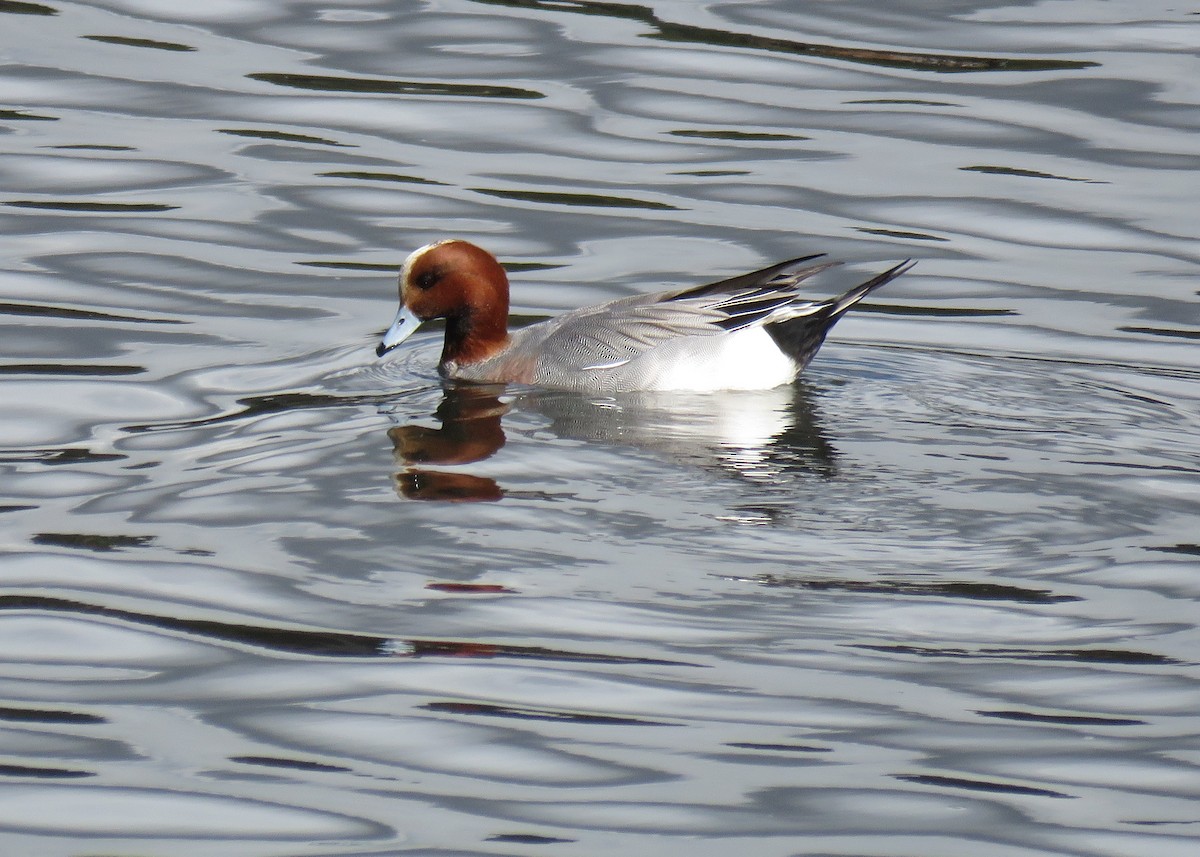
[376,305,423,358]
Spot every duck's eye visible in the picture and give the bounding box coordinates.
[414,268,442,290]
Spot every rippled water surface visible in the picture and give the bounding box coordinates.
[2,1,1199,854]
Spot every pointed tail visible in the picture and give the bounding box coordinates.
[765,259,915,371]
[830,259,915,317]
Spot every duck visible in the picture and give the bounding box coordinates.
[376,240,913,392]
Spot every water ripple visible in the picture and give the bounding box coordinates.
[1,0,1198,853]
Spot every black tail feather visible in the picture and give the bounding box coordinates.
[668,254,828,302]
[766,259,914,369]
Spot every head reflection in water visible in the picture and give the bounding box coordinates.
[389,385,509,502]
[393,469,504,503]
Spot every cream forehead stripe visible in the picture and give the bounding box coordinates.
[400,239,456,293]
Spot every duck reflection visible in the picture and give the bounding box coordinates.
[389,382,837,502]
[393,469,505,502]
[389,384,509,501]
[530,383,837,480]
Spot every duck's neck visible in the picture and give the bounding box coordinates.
[442,310,509,366]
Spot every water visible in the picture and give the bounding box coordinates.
[2,1,1199,854]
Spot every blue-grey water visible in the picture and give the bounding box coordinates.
[2,1,1199,855]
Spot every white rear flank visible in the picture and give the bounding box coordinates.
[641,326,796,391]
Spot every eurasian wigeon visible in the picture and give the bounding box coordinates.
[377,240,913,392]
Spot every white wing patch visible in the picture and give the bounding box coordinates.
[580,358,633,371]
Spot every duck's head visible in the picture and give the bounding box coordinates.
[377,240,511,364]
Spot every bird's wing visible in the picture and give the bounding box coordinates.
[527,258,837,372]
